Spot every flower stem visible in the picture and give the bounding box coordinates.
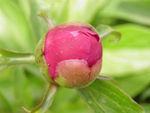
[0,54,35,71]
[0,55,35,68]
[4,55,35,65]
[37,84,58,113]
[23,84,58,113]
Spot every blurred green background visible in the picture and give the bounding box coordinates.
[0,0,150,113]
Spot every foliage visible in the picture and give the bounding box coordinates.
[0,0,150,113]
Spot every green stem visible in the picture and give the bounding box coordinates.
[23,84,58,113]
[37,84,58,113]
[0,55,35,66]
[5,55,35,65]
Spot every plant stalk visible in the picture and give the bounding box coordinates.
[0,55,35,66]
[23,84,58,113]
[37,84,58,113]
[5,55,35,65]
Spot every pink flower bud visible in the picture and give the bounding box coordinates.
[35,22,102,88]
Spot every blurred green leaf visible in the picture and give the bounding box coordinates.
[115,72,150,97]
[0,68,17,112]
[13,67,33,110]
[25,0,48,41]
[46,0,70,25]
[67,0,106,23]
[0,91,12,113]
[141,104,150,113]
[103,24,150,49]
[0,0,35,52]
[140,87,150,102]
[78,79,145,113]
[24,65,45,81]
[23,65,47,110]
[51,87,90,113]
[101,24,150,76]
[100,0,150,26]
[33,0,106,24]
[0,48,32,57]
[32,0,69,25]
[102,49,150,76]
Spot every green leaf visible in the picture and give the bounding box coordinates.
[115,72,150,97]
[0,91,13,113]
[100,0,150,26]
[23,65,46,103]
[0,48,32,57]
[67,0,106,23]
[101,49,150,76]
[32,0,106,24]
[139,86,150,102]
[101,24,150,76]
[46,0,70,25]
[78,79,145,113]
[0,68,17,112]
[50,88,90,113]
[23,0,48,41]
[96,24,121,42]
[141,104,150,113]
[0,0,35,52]
[31,0,69,25]
[13,67,33,109]
[102,24,150,49]
[0,48,35,71]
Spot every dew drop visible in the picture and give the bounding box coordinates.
[70,31,79,37]
[88,100,92,104]
[60,50,63,54]
[101,99,106,103]
[55,53,58,55]
[79,46,83,49]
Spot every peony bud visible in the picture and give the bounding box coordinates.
[35,22,102,88]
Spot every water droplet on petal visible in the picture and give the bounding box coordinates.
[60,50,63,54]
[70,31,79,37]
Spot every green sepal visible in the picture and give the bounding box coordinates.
[34,34,52,83]
[96,24,121,42]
